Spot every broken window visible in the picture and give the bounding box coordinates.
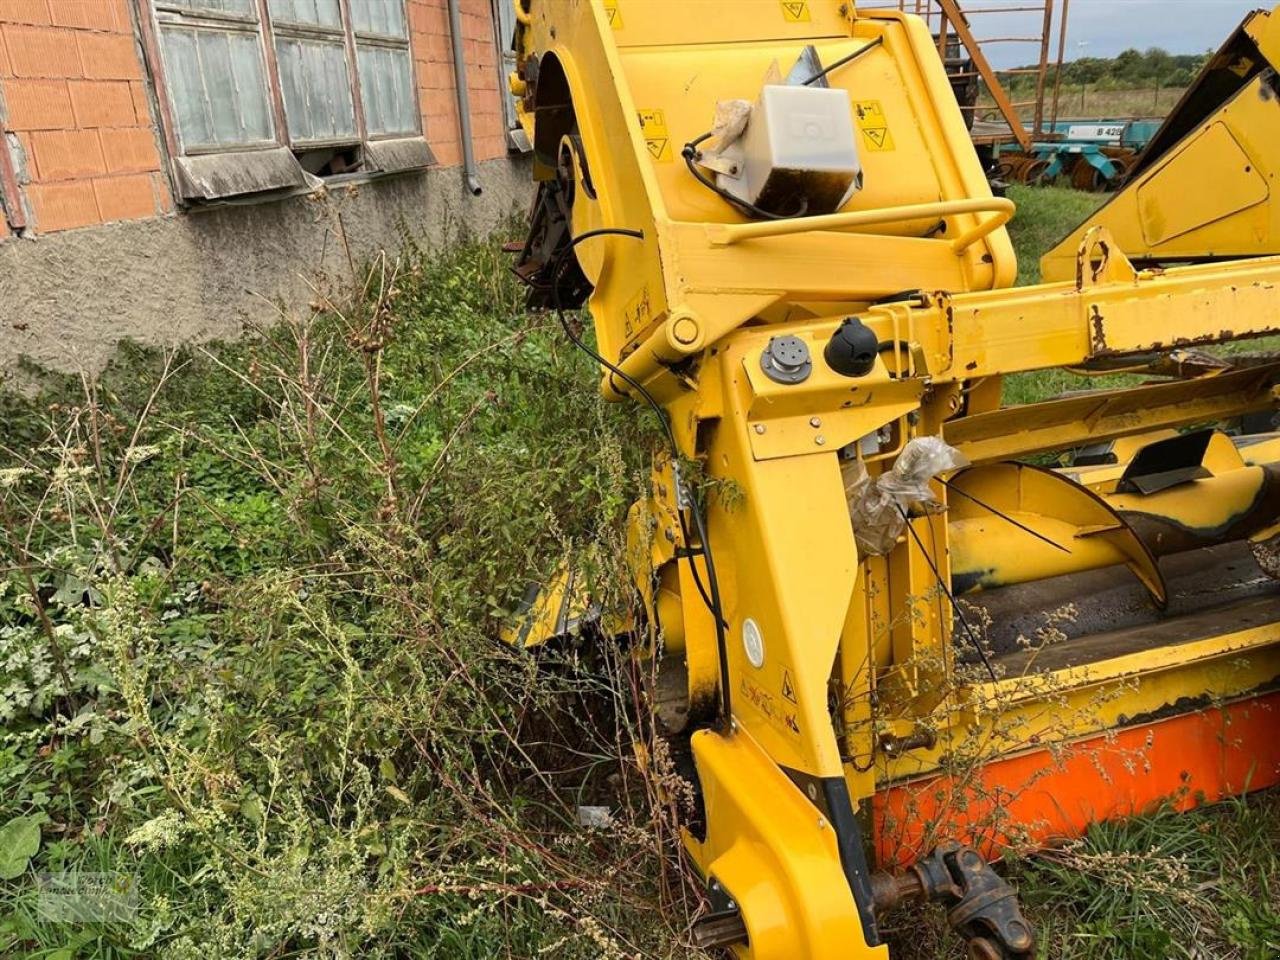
[491,0,531,151]
[143,0,433,201]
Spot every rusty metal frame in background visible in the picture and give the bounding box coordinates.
[934,0,1034,150]
[878,0,1070,148]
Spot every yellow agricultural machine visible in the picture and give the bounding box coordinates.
[505,3,1280,957]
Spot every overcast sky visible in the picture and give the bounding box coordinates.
[866,1,1267,66]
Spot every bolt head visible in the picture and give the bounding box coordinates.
[815,435,826,446]
[754,424,766,434]
[809,417,822,428]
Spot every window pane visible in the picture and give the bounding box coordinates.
[356,44,417,136]
[160,25,274,150]
[351,0,406,38]
[268,0,341,28]
[276,37,357,143]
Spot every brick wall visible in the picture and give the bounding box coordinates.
[0,0,507,237]
[410,0,508,167]
[0,0,169,233]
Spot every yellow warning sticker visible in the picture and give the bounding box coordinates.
[854,99,896,152]
[603,1,623,29]
[637,108,673,163]
[780,0,811,22]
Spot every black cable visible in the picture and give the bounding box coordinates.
[801,36,885,86]
[939,480,1072,554]
[895,504,999,683]
[681,140,808,222]
[679,36,884,221]
[549,229,733,723]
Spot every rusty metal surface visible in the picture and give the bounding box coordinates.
[959,541,1280,660]
[947,363,1280,465]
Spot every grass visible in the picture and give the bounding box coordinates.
[998,183,1140,408]
[0,184,1277,960]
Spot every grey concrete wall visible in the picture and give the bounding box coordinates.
[0,155,532,378]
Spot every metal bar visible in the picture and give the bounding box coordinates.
[1033,0,1053,134]
[960,4,1048,12]
[946,364,1280,465]
[703,197,1015,247]
[1050,0,1070,130]
[934,0,1033,151]
[446,0,483,195]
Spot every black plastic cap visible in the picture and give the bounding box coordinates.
[824,317,879,378]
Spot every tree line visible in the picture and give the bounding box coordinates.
[1003,47,1210,93]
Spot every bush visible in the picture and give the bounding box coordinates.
[0,232,695,959]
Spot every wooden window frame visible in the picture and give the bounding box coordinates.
[136,0,429,200]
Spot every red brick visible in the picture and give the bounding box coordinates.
[407,2,430,35]
[29,178,98,230]
[14,130,34,168]
[109,0,133,32]
[0,1,51,26]
[49,0,115,31]
[128,79,150,122]
[0,28,9,76]
[99,125,156,173]
[93,171,152,221]
[31,127,103,179]
[151,170,171,212]
[68,78,134,126]
[78,31,140,80]
[4,24,81,78]
[2,77,73,129]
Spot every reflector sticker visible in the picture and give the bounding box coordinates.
[743,618,765,668]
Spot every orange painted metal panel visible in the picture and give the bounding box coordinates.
[873,692,1280,867]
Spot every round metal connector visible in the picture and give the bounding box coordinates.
[760,334,812,384]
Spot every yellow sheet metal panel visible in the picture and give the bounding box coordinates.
[521,1,1016,405]
[690,726,886,959]
[602,0,850,47]
[1136,121,1269,247]
[1042,8,1280,279]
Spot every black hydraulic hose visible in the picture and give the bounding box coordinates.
[549,229,733,723]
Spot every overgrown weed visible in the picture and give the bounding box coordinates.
[0,231,696,958]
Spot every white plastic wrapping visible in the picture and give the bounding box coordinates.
[845,437,969,557]
[698,99,752,175]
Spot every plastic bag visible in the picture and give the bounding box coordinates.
[845,437,969,557]
[697,99,752,176]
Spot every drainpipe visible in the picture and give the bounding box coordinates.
[446,0,484,195]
